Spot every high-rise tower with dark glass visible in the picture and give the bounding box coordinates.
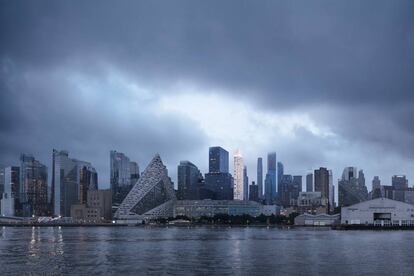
[20,154,48,216]
[257,157,263,199]
[110,150,139,206]
[52,150,97,217]
[205,146,233,200]
[177,161,203,200]
[265,152,277,202]
[277,161,284,200]
[306,173,313,192]
[209,146,229,173]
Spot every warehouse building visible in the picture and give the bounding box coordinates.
[341,197,414,226]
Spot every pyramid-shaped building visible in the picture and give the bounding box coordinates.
[114,154,176,220]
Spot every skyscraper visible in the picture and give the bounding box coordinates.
[52,150,98,217]
[209,146,229,173]
[257,157,263,199]
[243,165,248,200]
[277,161,284,199]
[1,166,20,216]
[314,167,329,205]
[265,152,277,202]
[293,175,303,195]
[358,170,365,188]
[328,170,334,212]
[20,154,48,216]
[129,161,140,185]
[78,161,98,205]
[342,167,358,181]
[0,166,4,197]
[110,150,139,206]
[264,174,272,204]
[338,167,368,207]
[177,161,203,200]
[205,146,233,200]
[279,175,302,207]
[233,149,244,200]
[372,176,381,190]
[390,175,409,202]
[249,181,259,202]
[371,176,383,199]
[280,174,293,206]
[392,175,408,190]
[306,173,313,192]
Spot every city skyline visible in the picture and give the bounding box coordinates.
[2,146,414,193]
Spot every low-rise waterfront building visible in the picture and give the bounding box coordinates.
[341,198,414,226]
[70,204,101,223]
[294,213,340,226]
[175,200,264,218]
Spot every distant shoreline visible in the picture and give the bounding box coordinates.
[0,223,295,228]
[3,223,414,230]
[3,221,414,231]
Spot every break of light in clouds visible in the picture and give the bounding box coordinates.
[1,0,414,191]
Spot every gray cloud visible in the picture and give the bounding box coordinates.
[1,1,414,189]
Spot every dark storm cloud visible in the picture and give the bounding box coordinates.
[0,58,207,183]
[1,0,414,185]
[2,1,413,104]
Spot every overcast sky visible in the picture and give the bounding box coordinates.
[1,1,414,192]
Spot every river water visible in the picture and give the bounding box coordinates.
[0,226,413,275]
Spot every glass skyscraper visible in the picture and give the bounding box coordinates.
[78,161,98,205]
[306,173,313,192]
[177,161,203,200]
[52,150,97,217]
[209,147,229,173]
[20,154,48,216]
[257,157,263,199]
[129,161,140,185]
[277,161,284,200]
[0,166,4,197]
[243,165,248,200]
[205,146,233,200]
[110,150,139,206]
[265,152,277,202]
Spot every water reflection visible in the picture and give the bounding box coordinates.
[28,226,39,257]
[1,227,414,275]
[50,226,64,256]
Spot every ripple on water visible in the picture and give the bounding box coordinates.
[1,227,414,275]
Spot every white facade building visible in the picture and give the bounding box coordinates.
[233,149,244,200]
[341,198,414,226]
[1,167,16,216]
